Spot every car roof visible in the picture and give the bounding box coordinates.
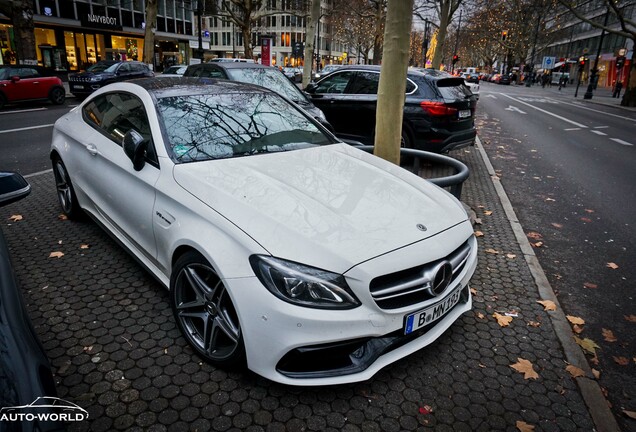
[130,77,274,98]
[197,62,274,70]
[324,65,454,81]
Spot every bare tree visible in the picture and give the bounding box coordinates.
[0,0,36,64]
[415,0,466,69]
[330,0,386,65]
[374,0,415,164]
[558,0,636,106]
[143,0,159,67]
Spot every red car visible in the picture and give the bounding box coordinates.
[0,65,66,109]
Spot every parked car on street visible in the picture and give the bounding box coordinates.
[0,65,65,109]
[183,62,332,131]
[282,66,302,83]
[161,65,187,77]
[50,78,477,385]
[313,64,341,80]
[0,171,64,432]
[68,60,154,98]
[460,72,479,84]
[306,65,477,153]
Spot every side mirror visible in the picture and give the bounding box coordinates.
[123,130,147,171]
[0,172,31,207]
[11,76,21,83]
[304,83,317,94]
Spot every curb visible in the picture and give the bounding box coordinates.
[474,136,621,432]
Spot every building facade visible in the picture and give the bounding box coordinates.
[543,0,633,88]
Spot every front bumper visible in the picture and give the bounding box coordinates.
[229,222,477,385]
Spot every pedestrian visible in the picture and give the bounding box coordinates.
[613,81,623,98]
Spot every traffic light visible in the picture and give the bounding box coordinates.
[501,30,508,41]
[452,55,459,65]
[578,56,587,71]
[616,56,625,69]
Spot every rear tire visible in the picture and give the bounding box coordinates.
[49,87,65,105]
[170,250,246,370]
[52,157,83,219]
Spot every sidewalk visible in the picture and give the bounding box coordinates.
[1,138,621,431]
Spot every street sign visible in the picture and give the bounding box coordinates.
[542,56,556,69]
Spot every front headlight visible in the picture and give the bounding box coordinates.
[250,255,360,309]
[89,76,103,82]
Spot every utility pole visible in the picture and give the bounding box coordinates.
[422,19,430,67]
[196,0,204,59]
[583,7,610,100]
[451,9,462,74]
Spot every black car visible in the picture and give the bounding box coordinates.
[305,65,476,153]
[0,172,64,431]
[183,62,332,131]
[68,61,153,98]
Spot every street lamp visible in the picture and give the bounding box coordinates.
[583,7,610,100]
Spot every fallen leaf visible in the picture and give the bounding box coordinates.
[493,312,513,327]
[527,321,541,327]
[537,300,557,311]
[474,217,482,225]
[584,209,595,213]
[57,240,62,245]
[580,217,593,223]
[572,324,584,334]
[602,328,617,342]
[9,214,23,222]
[418,405,433,415]
[506,253,517,259]
[485,248,499,254]
[531,241,544,248]
[527,231,543,240]
[566,315,585,325]
[623,411,636,420]
[484,210,493,216]
[474,231,484,237]
[625,315,636,323]
[592,368,600,379]
[545,198,556,202]
[49,251,64,258]
[614,356,630,366]
[516,421,535,432]
[590,355,599,366]
[510,358,539,380]
[551,222,563,229]
[478,363,486,368]
[607,262,619,270]
[583,282,598,289]
[80,244,90,249]
[574,336,600,355]
[58,214,68,220]
[470,287,477,295]
[565,364,585,378]
[476,312,485,319]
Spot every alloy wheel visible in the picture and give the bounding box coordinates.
[54,160,73,214]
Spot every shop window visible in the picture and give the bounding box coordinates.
[157,18,166,32]
[185,22,192,35]
[167,18,175,33]
[122,10,133,27]
[64,32,78,70]
[59,1,75,19]
[134,12,144,28]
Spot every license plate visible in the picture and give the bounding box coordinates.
[72,84,84,89]
[404,284,463,334]
[459,110,471,118]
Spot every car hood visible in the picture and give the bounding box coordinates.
[69,72,114,80]
[172,143,468,273]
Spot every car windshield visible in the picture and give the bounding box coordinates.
[157,92,332,163]
[87,62,115,73]
[0,68,10,80]
[226,68,307,103]
[103,63,121,73]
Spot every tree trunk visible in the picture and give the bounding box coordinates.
[242,26,253,59]
[620,54,635,107]
[11,0,36,64]
[373,0,414,165]
[431,2,450,70]
[302,0,320,88]
[143,0,158,68]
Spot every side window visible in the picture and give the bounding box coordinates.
[199,68,225,79]
[119,63,132,73]
[83,93,157,164]
[406,79,416,94]
[131,63,144,72]
[314,71,355,94]
[348,71,379,95]
[16,68,39,78]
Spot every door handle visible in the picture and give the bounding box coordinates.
[86,144,98,156]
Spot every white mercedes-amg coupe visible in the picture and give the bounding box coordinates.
[50,78,477,385]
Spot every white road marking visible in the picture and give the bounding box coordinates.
[500,94,588,128]
[0,107,47,115]
[593,126,609,129]
[24,169,53,178]
[505,105,527,114]
[610,138,634,146]
[483,94,498,98]
[591,130,607,136]
[0,124,54,134]
[544,97,636,121]
[564,128,582,131]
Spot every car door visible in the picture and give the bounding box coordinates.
[341,71,381,142]
[4,67,43,101]
[307,70,356,137]
[115,62,134,81]
[81,91,160,260]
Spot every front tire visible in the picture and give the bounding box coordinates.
[52,157,83,219]
[170,251,246,369]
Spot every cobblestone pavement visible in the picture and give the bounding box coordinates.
[1,146,598,431]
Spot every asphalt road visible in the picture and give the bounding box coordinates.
[476,81,636,431]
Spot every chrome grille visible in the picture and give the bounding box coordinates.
[369,240,471,310]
